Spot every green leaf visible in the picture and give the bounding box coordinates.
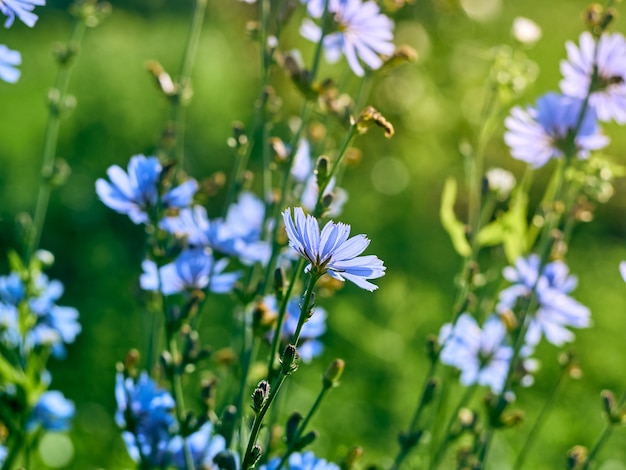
[440,177,471,257]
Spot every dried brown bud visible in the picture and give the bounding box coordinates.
[353,106,395,138]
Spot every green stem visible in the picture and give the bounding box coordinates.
[292,273,320,346]
[581,392,626,470]
[514,368,567,470]
[26,19,88,262]
[172,0,208,168]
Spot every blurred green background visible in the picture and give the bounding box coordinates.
[2,0,626,468]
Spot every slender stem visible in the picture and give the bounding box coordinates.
[172,0,208,168]
[26,19,88,262]
[429,385,476,470]
[514,369,567,470]
[292,273,320,346]
[581,392,626,470]
[276,386,329,470]
[310,0,330,79]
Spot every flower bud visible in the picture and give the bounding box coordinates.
[566,445,587,470]
[274,267,285,299]
[285,412,303,445]
[323,359,345,389]
[281,344,299,375]
[315,156,329,184]
[353,106,394,138]
[124,349,140,376]
[251,380,270,414]
[342,447,363,470]
[214,449,240,470]
[294,430,317,451]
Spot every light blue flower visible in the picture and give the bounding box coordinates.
[140,248,240,296]
[0,302,18,345]
[96,155,198,225]
[300,0,394,77]
[262,294,327,362]
[0,272,25,305]
[0,44,20,83]
[168,422,226,469]
[439,314,512,394]
[561,32,626,124]
[115,372,176,465]
[497,254,590,348]
[504,92,609,168]
[0,445,6,466]
[28,390,75,431]
[283,207,385,291]
[0,0,45,28]
[262,451,339,470]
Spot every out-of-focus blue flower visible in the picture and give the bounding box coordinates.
[262,451,340,470]
[28,390,75,431]
[300,0,394,77]
[0,444,6,465]
[0,302,18,345]
[27,274,80,358]
[115,372,176,465]
[0,0,45,28]
[0,272,24,305]
[283,207,385,291]
[161,192,271,266]
[168,422,226,469]
[504,93,608,168]
[96,155,198,225]
[439,314,512,394]
[261,294,327,362]
[561,32,626,124]
[140,248,240,296]
[497,254,590,348]
[0,44,20,83]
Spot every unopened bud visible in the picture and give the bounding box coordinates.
[566,445,588,470]
[281,344,299,375]
[285,412,303,445]
[382,44,418,69]
[353,106,394,138]
[146,60,176,96]
[251,380,270,413]
[125,349,140,373]
[342,447,363,470]
[315,156,329,184]
[214,449,240,470]
[294,430,317,451]
[274,267,285,298]
[323,359,345,389]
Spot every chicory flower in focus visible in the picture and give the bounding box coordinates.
[561,32,626,124]
[300,0,394,77]
[28,390,75,431]
[140,248,240,296]
[0,44,20,83]
[282,207,385,291]
[439,314,512,394]
[96,155,198,225]
[504,92,608,168]
[1,0,45,28]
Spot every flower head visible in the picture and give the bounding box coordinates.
[96,155,198,225]
[0,0,45,28]
[115,372,176,465]
[262,451,340,470]
[439,314,512,393]
[168,422,226,468]
[140,248,240,296]
[0,44,20,83]
[561,32,626,124]
[282,207,385,291]
[504,92,608,168]
[497,254,590,349]
[28,390,75,431]
[300,0,394,77]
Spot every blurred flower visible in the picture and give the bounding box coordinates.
[168,422,226,469]
[0,0,45,28]
[0,272,25,305]
[282,207,385,291]
[439,314,512,394]
[262,294,327,362]
[291,139,314,183]
[486,167,516,199]
[28,390,75,431]
[0,44,20,83]
[115,372,176,465]
[0,445,5,466]
[262,451,340,470]
[497,254,590,349]
[504,92,608,168]
[620,261,626,282]
[561,32,626,124]
[300,0,394,77]
[161,192,270,265]
[140,248,240,296]
[96,155,198,225]
[512,17,541,45]
[0,302,18,346]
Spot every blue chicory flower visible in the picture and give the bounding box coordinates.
[261,294,327,362]
[439,314,513,394]
[282,207,386,291]
[497,254,590,349]
[300,0,394,77]
[96,155,198,225]
[140,248,240,296]
[0,444,6,466]
[0,272,24,305]
[504,92,609,168]
[28,390,75,431]
[168,422,226,469]
[115,372,176,465]
[0,44,20,83]
[262,451,340,470]
[0,0,45,28]
[561,32,626,124]
[0,302,19,346]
